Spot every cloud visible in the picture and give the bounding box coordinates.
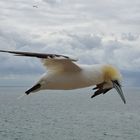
[121,33,139,41]
[0,28,140,86]
[43,0,62,5]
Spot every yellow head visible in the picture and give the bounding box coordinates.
[102,65,122,82]
[101,65,126,104]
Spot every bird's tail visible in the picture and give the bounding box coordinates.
[25,83,41,95]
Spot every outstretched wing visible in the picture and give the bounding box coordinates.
[0,50,81,72]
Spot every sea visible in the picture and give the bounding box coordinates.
[0,87,140,140]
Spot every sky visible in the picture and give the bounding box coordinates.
[0,0,140,87]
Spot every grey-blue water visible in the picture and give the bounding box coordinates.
[0,87,140,140]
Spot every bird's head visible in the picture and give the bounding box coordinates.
[102,65,126,104]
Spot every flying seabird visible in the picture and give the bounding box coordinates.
[0,50,126,104]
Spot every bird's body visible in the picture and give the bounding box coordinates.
[38,64,103,90]
[0,50,126,104]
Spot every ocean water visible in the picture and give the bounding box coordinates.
[0,87,140,140]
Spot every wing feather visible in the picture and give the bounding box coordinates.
[0,50,81,72]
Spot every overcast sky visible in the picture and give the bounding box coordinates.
[0,0,140,86]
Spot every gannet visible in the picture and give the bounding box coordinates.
[0,50,126,104]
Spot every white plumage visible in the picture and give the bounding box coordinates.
[0,50,126,104]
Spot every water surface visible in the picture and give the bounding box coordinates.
[0,87,140,140]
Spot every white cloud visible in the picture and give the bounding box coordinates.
[43,0,62,5]
[121,33,139,41]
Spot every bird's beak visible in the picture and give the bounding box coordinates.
[112,80,126,104]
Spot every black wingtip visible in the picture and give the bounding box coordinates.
[91,88,111,99]
[0,50,7,52]
[25,84,41,95]
[91,94,96,98]
[25,90,30,95]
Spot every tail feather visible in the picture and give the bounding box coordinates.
[25,84,41,95]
